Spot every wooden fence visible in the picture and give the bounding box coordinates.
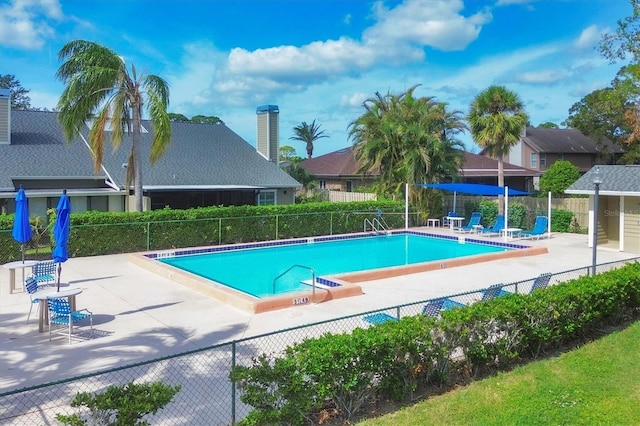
[445,195,589,228]
[319,190,377,203]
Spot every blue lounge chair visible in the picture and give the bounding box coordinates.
[363,312,398,325]
[442,284,508,310]
[455,212,482,233]
[521,216,548,240]
[529,272,552,293]
[480,215,505,236]
[502,272,552,296]
[422,299,445,317]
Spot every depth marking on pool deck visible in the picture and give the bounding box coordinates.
[130,231,548,313]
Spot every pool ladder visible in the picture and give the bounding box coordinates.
[273,264,317,304]
[364,217,388,235]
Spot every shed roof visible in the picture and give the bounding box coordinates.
[565,165,640,196]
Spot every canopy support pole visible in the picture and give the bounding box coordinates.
[405,183,409,230]
[548,191,552,238]
[504,186,509,241]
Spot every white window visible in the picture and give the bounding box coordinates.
[346,180,353,192]
[540,154,546,167]
[258,191,276,206]
[319,180,326,189]
[530,153,538,168]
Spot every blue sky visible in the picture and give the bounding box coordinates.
[0,0,632,156]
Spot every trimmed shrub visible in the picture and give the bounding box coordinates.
[230,263,640,423]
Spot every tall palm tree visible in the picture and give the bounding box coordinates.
[468,85,528,213]
[56,40,171,212]
[290,120,328,159]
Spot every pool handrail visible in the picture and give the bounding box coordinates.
[272,264,317,303]
[364,217,388,234]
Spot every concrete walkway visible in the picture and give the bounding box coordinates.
[1,230,637,393]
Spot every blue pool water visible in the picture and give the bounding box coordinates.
[158,233,508,298]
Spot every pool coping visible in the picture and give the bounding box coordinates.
[130,230,548,313]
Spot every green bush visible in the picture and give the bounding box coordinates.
[0,201,406,261]
[55,381,181,426]
[550,209,573,232]
[507,201,527,228]
[230,263,640,423]
[478,200,498,228]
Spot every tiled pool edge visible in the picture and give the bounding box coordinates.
[130,230,547,314]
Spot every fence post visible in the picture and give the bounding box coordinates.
[218,218,222,245]
[146,222,150,250]
[330,212,333,235]
[231,341,236,425]
[276,214,279,240]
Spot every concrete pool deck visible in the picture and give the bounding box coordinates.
[1,229,638,393]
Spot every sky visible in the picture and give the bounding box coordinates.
[0,0,633,157]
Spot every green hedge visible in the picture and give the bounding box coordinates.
[230,263,640,424]
[0,201,407,261]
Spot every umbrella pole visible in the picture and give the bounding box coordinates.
[56,263,62,292]
[21,243,25,263]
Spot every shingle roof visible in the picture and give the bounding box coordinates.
[299,146,538,178]
[300,147,369,177]
[565,165,640,196]
[1,110,300,192]
[522,127,624,154]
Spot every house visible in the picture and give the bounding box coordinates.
[299,147,377,192]
[0,96,300,219]
[482,127,625,175]
[565,165,640,254]
[299,147,539,192]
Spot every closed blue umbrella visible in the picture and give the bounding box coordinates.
[11,187,33,263]
[52,190,71,291]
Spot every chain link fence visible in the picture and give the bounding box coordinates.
[1,256,637,425]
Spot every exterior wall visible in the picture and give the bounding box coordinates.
[256,106,279,163]
[604,196,619,245]
[623,196,640,253]
[556,153,594,172]
[509,139,523,167]
[0,89,10,144]
[108,195,125,212]
[276,188,295,205]
[316,177,376,192]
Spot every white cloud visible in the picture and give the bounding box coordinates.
[514,69,571,84]
[339,92,369,108]
[573,24,602,50]
[190,0,493,110]
[0,0,63,49]
[365,0,491,52]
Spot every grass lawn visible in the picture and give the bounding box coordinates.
[359,320,640,425]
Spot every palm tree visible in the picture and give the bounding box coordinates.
[290,120,328,159]
[56,40,171,212]
[468,85,528,213]
[349,85,465,215]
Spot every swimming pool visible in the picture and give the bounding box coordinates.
[159,233,506,298]
[132,230,547,312]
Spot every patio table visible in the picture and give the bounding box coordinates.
[3,260,38,294]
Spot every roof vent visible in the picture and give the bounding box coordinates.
[0,88,10,145]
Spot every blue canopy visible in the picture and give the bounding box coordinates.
[52,190,71,291]
[11,188,33,263]
[417,183,529,196]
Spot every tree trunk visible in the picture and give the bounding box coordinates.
[132,106,143,212]
[497,156,505,215]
